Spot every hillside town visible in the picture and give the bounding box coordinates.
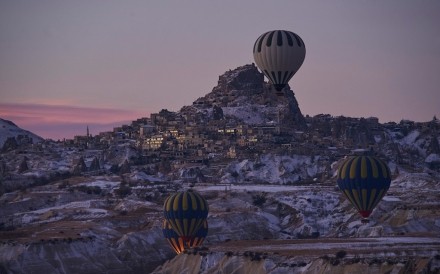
[42,65,439,178]
[63,110,438,175]
[2,65,440,188]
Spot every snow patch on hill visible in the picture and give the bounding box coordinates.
[221,154,324,184]
[222,105,280,125]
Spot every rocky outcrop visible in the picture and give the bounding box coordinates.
[0,160,7,177]
[1,137,18,152]
[220,154,328,184]
[179,167,207,184]
[182,64,306,128]
[212,105,224,120]
[17,156,29,173]
[72,157,87,175]
[119,159,131,174]
[89,157,101,171]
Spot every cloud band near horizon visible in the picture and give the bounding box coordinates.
[0,103,146,140]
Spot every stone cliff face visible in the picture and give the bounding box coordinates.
[181,64,306,128]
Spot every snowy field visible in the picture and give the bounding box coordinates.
[211,236,440,258]
[195,184,333,193]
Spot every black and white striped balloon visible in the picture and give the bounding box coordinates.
[253,30,306,91]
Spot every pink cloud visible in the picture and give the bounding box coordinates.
[0,103,147,140]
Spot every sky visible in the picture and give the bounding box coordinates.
[1,1,439,140]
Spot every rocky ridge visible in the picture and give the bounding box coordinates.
[181,64,306,128]
[0,118,44,150]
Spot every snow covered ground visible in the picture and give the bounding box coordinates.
[211,236,440,255]
[221,154,327,184]
[195,184,333,193]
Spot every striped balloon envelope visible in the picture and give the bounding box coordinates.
[162,219,208,254]
[162,219,185,254]
[163,189,209,243]
[187,219,208,248]
[337,155,391,221]
[253,30,306,93]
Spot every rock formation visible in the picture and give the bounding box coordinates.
[182,64,306,128]
[72,157,87,175]
[89,157,101,171]
[17,156,29,173]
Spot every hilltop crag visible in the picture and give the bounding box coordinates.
[181,64,306,129]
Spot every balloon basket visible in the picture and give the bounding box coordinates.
[361,218,370,224]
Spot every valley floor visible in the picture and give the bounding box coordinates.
[210,236,440,258]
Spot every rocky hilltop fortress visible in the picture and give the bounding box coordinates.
[184,63,305,129]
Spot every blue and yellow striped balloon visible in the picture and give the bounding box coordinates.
[188,219,208,248]
[162,219,208,254]
[337,155,391,219]
[163,189,209,242]
[162,219,185,254]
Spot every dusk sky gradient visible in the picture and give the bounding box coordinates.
[1,1,439,140]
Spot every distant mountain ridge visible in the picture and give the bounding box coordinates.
[0,118,44,147]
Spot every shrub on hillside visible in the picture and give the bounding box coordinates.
[115,184,132,198]
[252,192,267,207]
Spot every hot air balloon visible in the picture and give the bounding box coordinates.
[162,219,208,254]
[253,30,306,94]
[337,155,391,223]
[188,219,208,248]
[163,189,209,243]
[162,219,185,254]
